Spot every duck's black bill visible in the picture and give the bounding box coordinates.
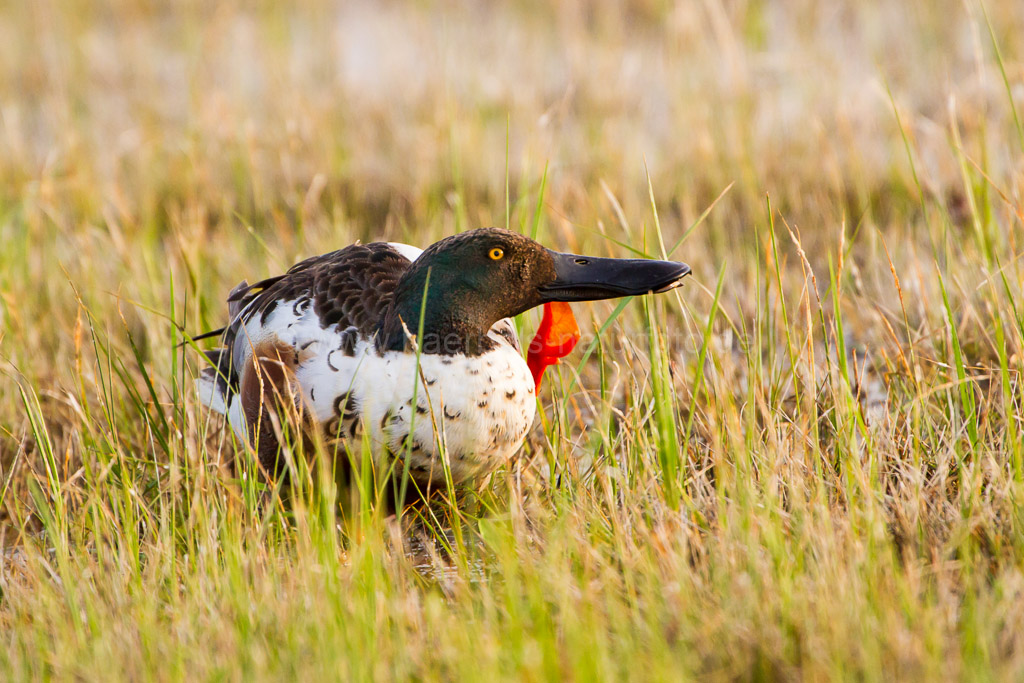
[538,250,691,302]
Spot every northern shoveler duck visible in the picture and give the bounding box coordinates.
[196,227,690,488]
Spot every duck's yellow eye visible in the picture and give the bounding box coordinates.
[488,247,504,261]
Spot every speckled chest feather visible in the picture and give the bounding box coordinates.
[313,336,536,484]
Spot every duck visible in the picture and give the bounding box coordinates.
[195,227,690,488]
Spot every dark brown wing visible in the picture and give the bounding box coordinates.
[209,242,414,389]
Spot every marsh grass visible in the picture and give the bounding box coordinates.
[1,0,1024,679]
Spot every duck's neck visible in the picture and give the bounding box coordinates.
[379,271,497,356]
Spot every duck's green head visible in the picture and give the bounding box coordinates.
[384,227,690,354]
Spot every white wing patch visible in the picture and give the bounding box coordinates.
[387,242,424,262]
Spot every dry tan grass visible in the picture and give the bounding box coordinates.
[1,0,1024,680]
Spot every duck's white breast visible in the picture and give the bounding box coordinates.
[295,336,535,485]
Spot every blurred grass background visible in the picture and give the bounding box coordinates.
[1,0,1024,679]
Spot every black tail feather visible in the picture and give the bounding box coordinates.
[190,327,226,343]
[176,326,226,348]
[201,348,238,394]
